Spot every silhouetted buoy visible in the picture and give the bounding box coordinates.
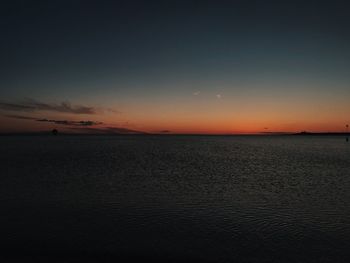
[52,129,58,136]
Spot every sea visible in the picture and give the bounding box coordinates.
[0,135,349,262]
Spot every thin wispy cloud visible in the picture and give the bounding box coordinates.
[105,108,120,114]
[3,114,37,120]
[216,94,222,99]
[37,119,102,126]
[0,99,96,114]
[70,127,147,134]
[193,91,200,96]
[3,114,102,127]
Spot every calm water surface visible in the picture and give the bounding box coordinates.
[0,135,350,262]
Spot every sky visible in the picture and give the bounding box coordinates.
[1,0,350,134]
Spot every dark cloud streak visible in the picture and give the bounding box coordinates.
[37,119,102,126]
[70,127,147,134]
[0,99,96,114]
[3,114,102,127]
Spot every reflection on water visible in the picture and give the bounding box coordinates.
[0,135,350,262]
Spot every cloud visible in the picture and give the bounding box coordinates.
[70,127,147,134]
[0,99,96,114]
[105,108,120,114]
[3,114,37,120]
[3,114,102,126]
[193,91,200,96]
[216,94,222,99]
[37,119,102,126]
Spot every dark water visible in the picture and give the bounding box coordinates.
[1,135,350,262]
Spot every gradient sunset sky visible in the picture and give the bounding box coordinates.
[1,0,350,134]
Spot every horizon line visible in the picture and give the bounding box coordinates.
[0,131,349,136]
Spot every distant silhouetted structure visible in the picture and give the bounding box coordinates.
[346,125,349,142]
[52,129,58,136]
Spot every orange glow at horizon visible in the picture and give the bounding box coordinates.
[0,114,348,134]
[0,90,349,134]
